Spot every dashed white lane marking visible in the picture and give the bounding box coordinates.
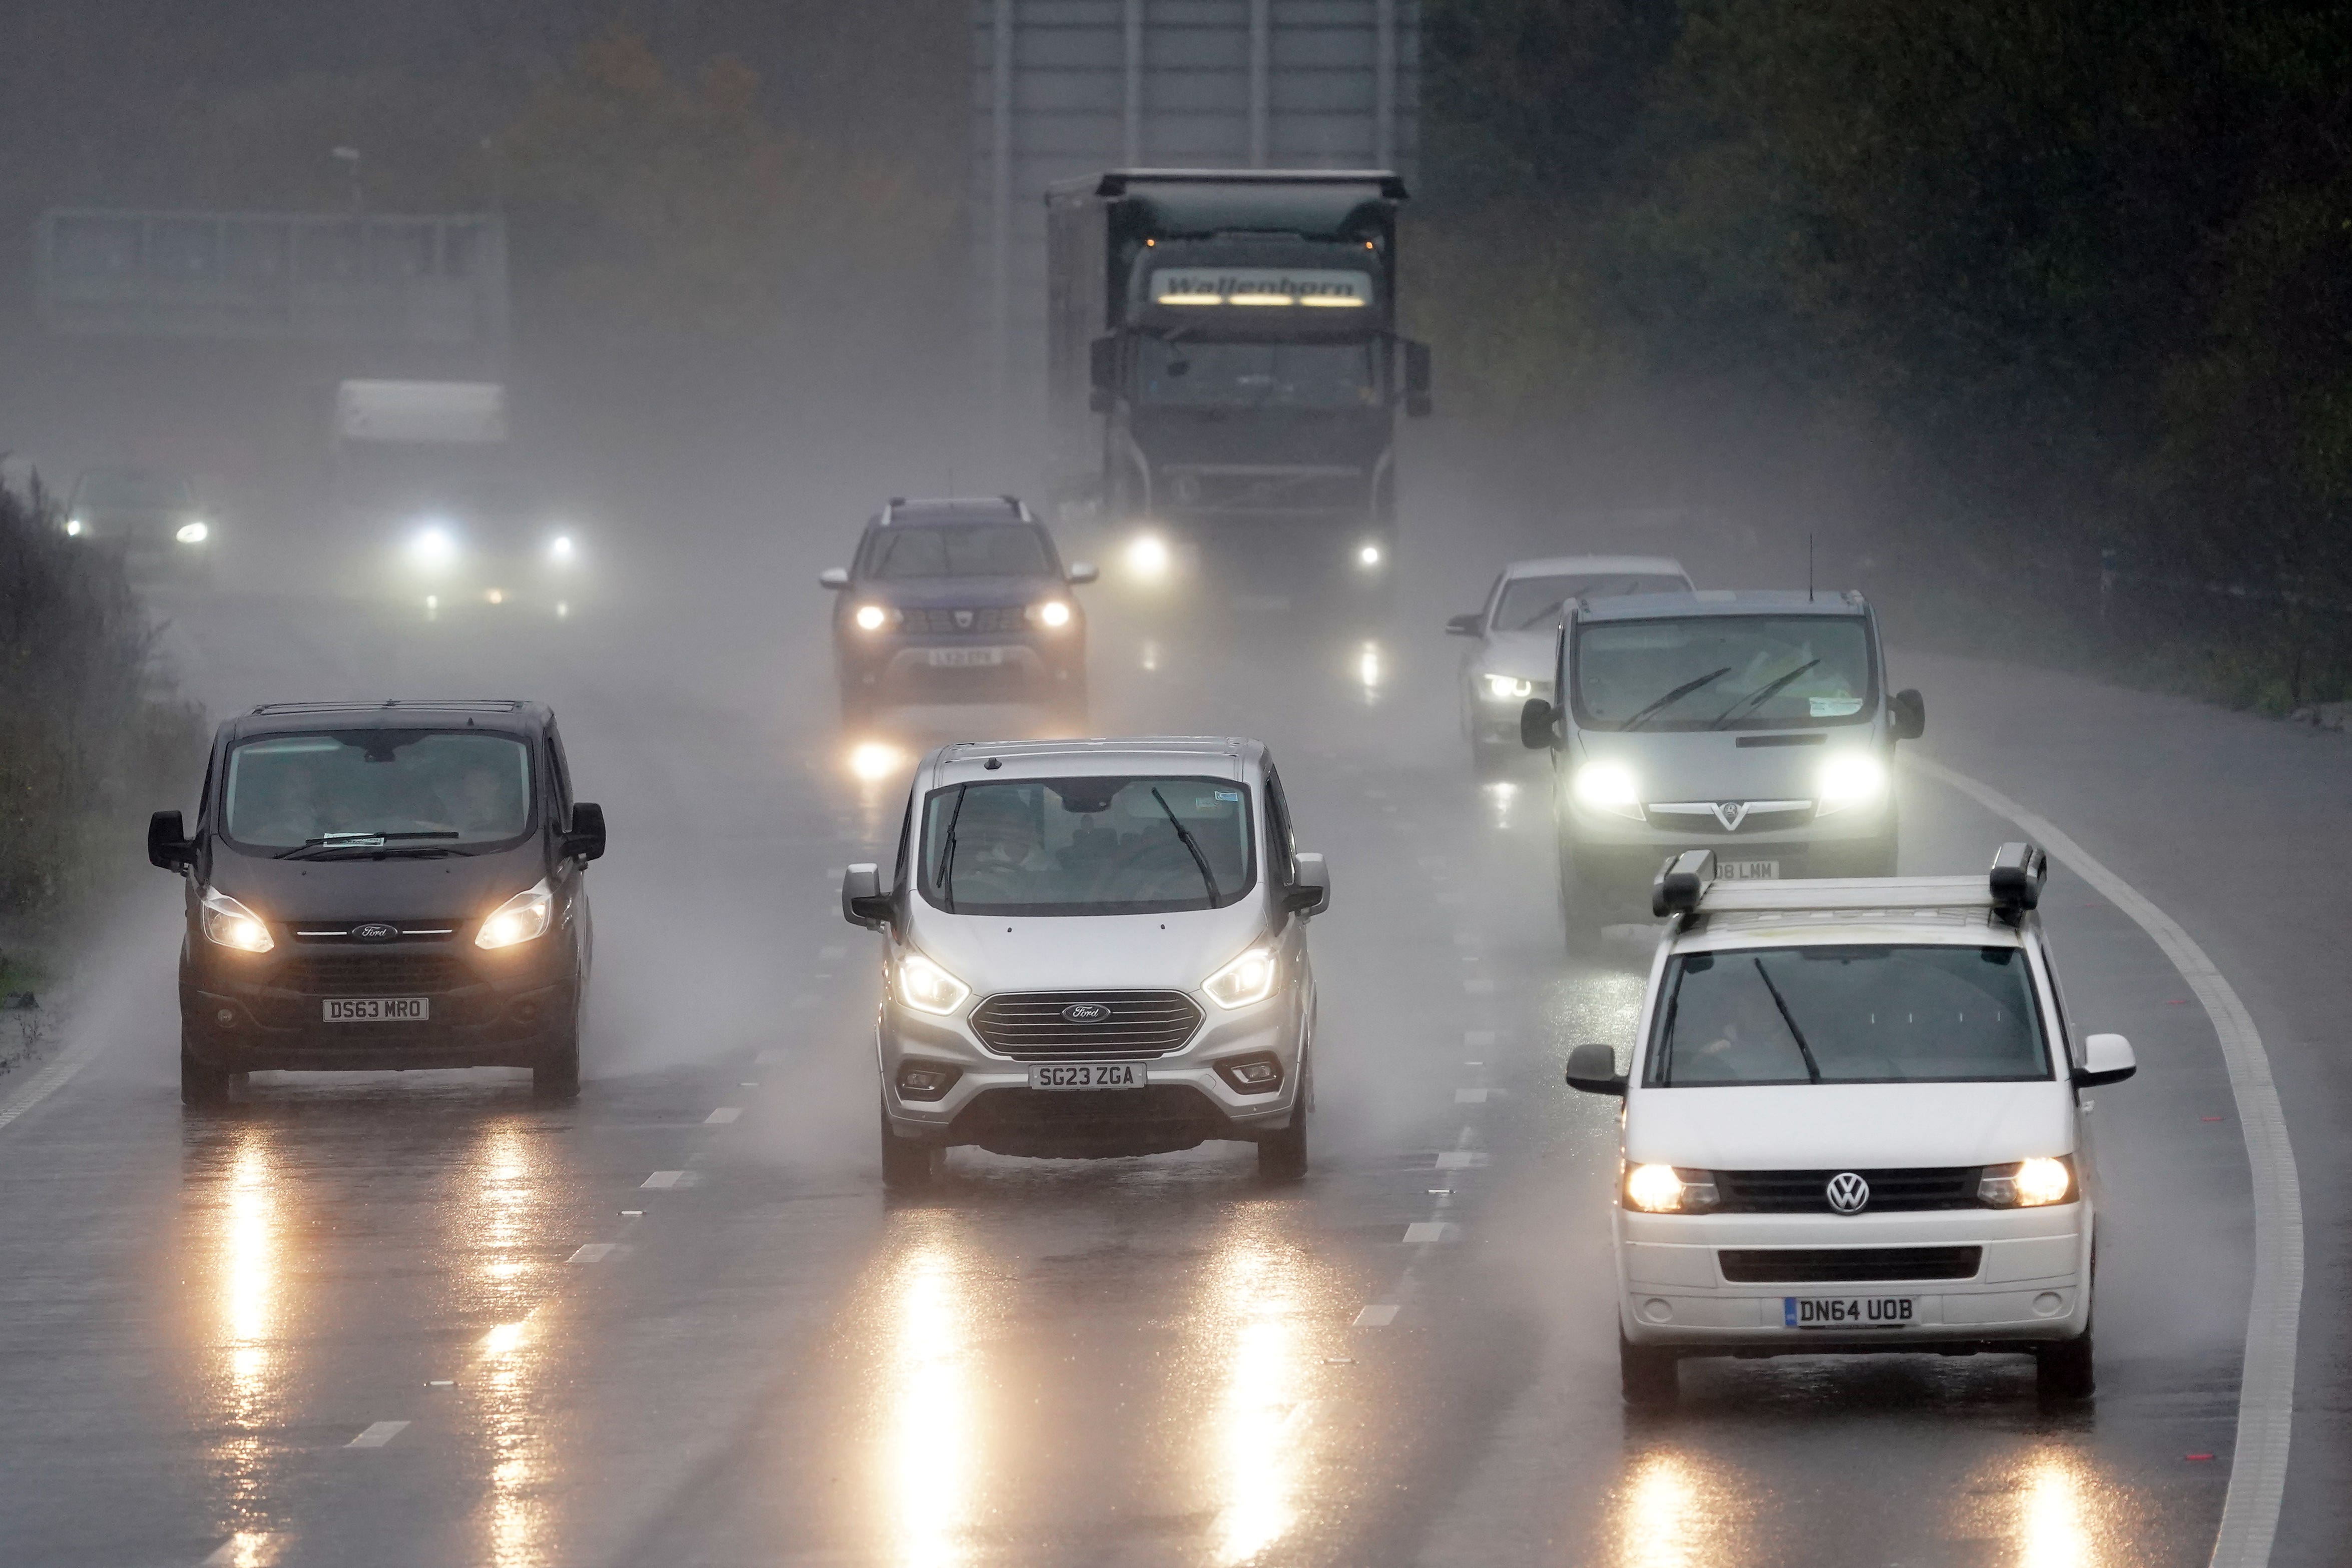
[1352,1304,1400,1328]
[1465,1030,1497,1048]
[1402,1222,1458,1245]
[1909,754,2300,1568]
[704,1107,742,1124]
[346,1420,408,1449]
[641,1171,686,1189]
[1462,977,1496,995]
[1435,1152,1490,1170]
[1454,1088,1489,1104]
[569,1243,629,1263]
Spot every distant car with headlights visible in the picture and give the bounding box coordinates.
[1564,844,2135,1407]
[146,699,607,1105]
[62,465,216,580]
[821,496,1097,725]
[1520,589,1926,923]
[1447,555,1692,770]
[841,736,1329,1188]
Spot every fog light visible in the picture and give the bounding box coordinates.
[1641,1298,1674,1324]
[1213,1053,1284,1094]
[2034,1292,2064,1317]
[215,1008,235,1027]
[511,1000,541,1024]
[895,1063,962,1102]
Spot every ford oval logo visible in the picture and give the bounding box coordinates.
[351,922,400,942]
[1062,1002,1112,1024]
[1825,1172,1870,1214]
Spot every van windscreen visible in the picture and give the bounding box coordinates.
[1573,615,1873,730]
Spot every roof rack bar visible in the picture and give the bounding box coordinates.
[248,699,529,715]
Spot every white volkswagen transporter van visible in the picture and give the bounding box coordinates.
[842,737,1327,1190]
[1563,844,2137,1407]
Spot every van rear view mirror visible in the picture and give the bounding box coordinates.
[1519,698,1561,751]
[1891,688,1926,740]
[148,810,195,872]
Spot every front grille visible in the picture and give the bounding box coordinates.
[1166,467,1365,513]
[900,606,1025,635]
[969,990,1204,1060]
[1643,803,1816,835]
[1718,1246,1983,1284]
[276,951,475,996]
[1712,1167,1984,1213]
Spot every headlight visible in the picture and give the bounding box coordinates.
[200,887,274,953]
[64,517,85,538]
[1202,945,1279,1008]
[549,535,576,564]
[1979,1155,2075,1208]
[1816,752,1888,814]
[1126,535,1171,578]
[176,520,210,544]
[896,951,971,1015]
[1029,599,1073,628]
[1623,1163,1719,1213]
[852,603,892,632]
[476,881,554,949]
[1482,672,1533,701]
[409,525,458,571]
[1572,760,1644,819]
[1357,543,1383,568]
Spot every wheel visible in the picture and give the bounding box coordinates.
[1257,1099,1308,1181]
[180,1026,232,1108]
[1620,1333,1680,1409]
[2036,1330,2095,1402]
[879,1104,939,1192]
[532,994,582,1101]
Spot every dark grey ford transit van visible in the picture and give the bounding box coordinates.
[148,700,606,1104]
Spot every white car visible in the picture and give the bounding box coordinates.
[1563,843,2136,1407]
[1446,554,1692,769]
[841,737,1328,1189]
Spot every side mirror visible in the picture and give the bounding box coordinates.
[1403,340,1433,417]
[1564,1042,1627,1097]
[2074,1032,2137,1087]
[1890,687,1926,741]
[1089,334,1119,411]
[842,863,893,930]
[562,802,608,862]
[818,568,850,590]
[1283,852,1330,917]
[1519,697,1562,751]
[1445,612,1484,638]
[147,810,195,872]
[1066,562,1100,585]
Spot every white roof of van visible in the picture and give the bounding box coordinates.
[1504,555,1689,581]
[928,736,1259,781]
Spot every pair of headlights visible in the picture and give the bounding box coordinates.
[1621,1156,2075,1213]
[199,882,553,955]
[851,602,1073,632]
[893,943,1279,1017]
[1570,753,1888,819]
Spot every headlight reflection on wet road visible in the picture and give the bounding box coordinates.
[1614,1451,1743,1568]
[877,1222,985,1568]
[467,1125,554,1568]
[204,1130,284,1561]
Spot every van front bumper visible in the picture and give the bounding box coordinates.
[1614,1203,2092,1353]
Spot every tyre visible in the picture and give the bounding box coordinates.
[879,1104,939,1192]
[1620,1333,1680,1409]
[2036,1330,2095,1402]
[1258,1101,1308,1182]
[180,1025,232,1108]
[532,993,583,1101]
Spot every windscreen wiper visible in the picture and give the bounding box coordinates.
[278,831,460,861]
[1149,788,1221,903]
[1751,957,1824,1083]
[936,787,970,912]
[1710,659,1820,729]
[1620,667,1732,730]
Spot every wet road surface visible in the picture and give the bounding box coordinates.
[0,579,2324,1567]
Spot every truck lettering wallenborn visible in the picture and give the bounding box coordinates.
[1046,171,1432,610]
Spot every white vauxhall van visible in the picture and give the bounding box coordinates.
[842,738,1328,1190]
[1563,844,2137,1407]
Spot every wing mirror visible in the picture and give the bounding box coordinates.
[1067,562,1100,585]
[1520,697,1563,751]
[1564,1043,1627,1096]
[562,802,608,862]
[147,810,196,872]
[1890,687,1926,741]
[842,863,893,930]
[818,568,850,590]
[1445,612,1484,638]
[1282,852,1330,917]
[2074,1032,2137,1087]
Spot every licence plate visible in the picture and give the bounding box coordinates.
[323,997,430,1022]
[1718,859,1781,880]
[1028,1062,1147,1091]
[927,647,1006,668]
[1785,1295,1915,1329]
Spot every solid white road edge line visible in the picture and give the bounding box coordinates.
[1908,754,2300,1568]
[0,1017,107,1135]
